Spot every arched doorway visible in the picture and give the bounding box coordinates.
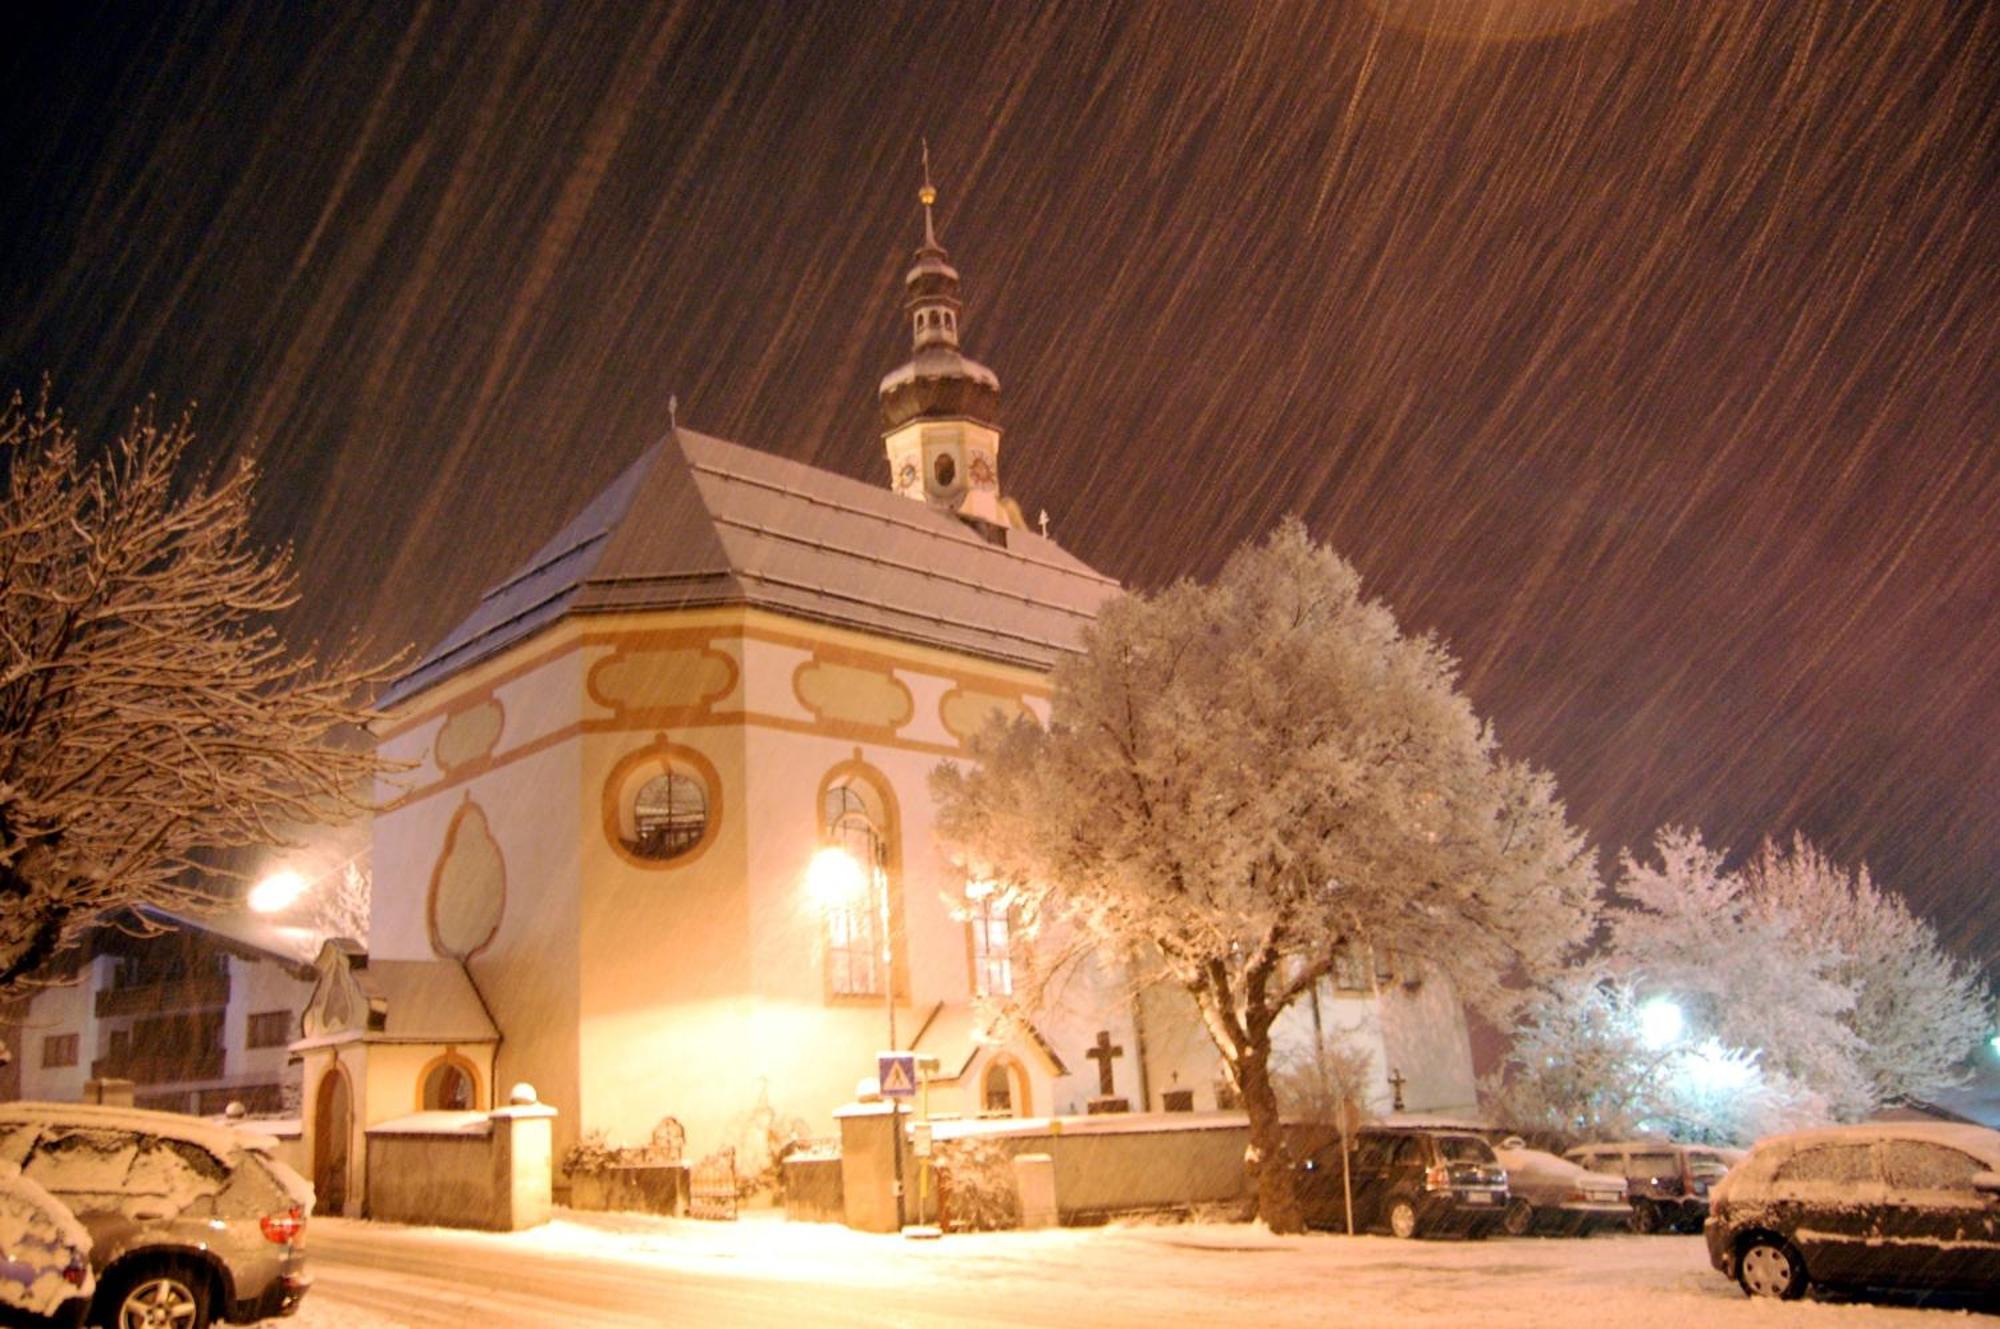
[313,1066,352,1216]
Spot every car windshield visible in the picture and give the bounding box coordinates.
[1435,1135,1496,1164]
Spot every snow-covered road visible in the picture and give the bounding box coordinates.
[277,1209,1991,1328]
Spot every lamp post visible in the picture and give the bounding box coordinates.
[808,844,904,1229]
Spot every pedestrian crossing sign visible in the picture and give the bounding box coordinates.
[878,1053,917,1099]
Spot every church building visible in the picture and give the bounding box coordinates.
[295,174,1476,1213]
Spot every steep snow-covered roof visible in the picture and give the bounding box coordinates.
[296,942,498,1047]
[383,428,1119,707]
[0,1102,277,1158]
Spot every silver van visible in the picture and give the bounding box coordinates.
[0,1102,312,1328]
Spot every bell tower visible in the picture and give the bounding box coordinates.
[879,145,1012,528]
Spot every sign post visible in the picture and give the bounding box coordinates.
[878,1053,916,1231]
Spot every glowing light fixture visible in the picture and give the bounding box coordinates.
[248,869,308,914]
[1638,996,1685,1050]
[806,846,867,909]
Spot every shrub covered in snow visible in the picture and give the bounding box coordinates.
[933,1136,1020,1231]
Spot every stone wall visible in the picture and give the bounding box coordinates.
[363,1096,556,1230]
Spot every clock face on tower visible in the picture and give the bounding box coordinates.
[897,461,918,492]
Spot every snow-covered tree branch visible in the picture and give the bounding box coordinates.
[0,391,396,996]
[933,519,1598,1232]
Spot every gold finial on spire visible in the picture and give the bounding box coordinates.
[919,138,940,249]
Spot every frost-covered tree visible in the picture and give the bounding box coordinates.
[1484,971,1832,1147]
[1482,973,1664,1143]
[0,393,390,998]
[1606,828,1870,1118]
[1742,834,1990,1106]
[933,520,1598,1232]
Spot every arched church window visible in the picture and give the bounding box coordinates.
[421,1057,477,1111]
[933,452,956,488]
[823,781,887,997]
[632,772,708,860]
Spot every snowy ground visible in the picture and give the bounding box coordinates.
[268,1208,1996,1328]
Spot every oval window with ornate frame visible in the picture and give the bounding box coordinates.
[604,739,722,869]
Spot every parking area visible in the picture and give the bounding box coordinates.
[284,1211,1995,1328]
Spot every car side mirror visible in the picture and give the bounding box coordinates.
[1973,1171,2000,1199]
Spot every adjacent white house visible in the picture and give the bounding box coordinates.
[296,179,1478,1214]
[1,907,315,1117]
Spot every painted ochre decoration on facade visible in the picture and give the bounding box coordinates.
[428,799,506,960]
[434,699,505,774]
[938,687,1029,742]
[588,645,736,716]
[793,659,914,731]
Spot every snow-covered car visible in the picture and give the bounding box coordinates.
[0,1102,312,1329]
[1564,1140,1729,1233]
[0,1160,94,1326]
[1705,1121,2000,1301]
[1491,1141,1628,1237]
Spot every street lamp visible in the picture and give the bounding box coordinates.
[1638,996,1685,1051]
[807,844,904,1227]
[248,869,308,914]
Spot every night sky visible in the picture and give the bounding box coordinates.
[4,2,1995,965]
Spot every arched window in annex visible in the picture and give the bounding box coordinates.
[416,1049,484,1112]
[602,736,723,870]
[980,1053,1030,1118]
[814,759,904,1002]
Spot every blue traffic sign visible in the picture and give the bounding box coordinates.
[878,1053,917,1099]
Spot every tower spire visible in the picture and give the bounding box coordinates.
[877,143,1012,529]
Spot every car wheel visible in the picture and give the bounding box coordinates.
[99,1259,211,1329]
[1736,1237,1806,1300]
[1629,1199,1661,1234]
[1387,1195,1422,1240]
[1502,1198,1535,1237]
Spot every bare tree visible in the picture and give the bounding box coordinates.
[933,520,1597,1232]
[0,392,392,997]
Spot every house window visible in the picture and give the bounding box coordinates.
[421,1059,477,1111]
[41,1034,77,1069]
[970,894,1013,998]
[631,771,708,860]
[824,782,887,996]
[1331,940,1371,993]
[246,1010,292,1049]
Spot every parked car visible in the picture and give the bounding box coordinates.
[0,1161,94,1326]
[1564,1139,1730,1233]
[1296,1127,1509,1238]
[1491,1140,1629,1236]
[0,1103,312,1329]
[1705,1122,2000,1302]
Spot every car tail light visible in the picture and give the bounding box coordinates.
[1425,1165,1451,1191]
[62,1260,87,1287]
[261,1206,306,1244]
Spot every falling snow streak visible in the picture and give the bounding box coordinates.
[2,2,1996,960]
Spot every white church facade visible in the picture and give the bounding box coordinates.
[295,177,1476,1213]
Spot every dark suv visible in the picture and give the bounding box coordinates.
[0,1102,312,1329]
[1296,1127,1509,1238]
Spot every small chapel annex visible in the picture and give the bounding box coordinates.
[294,173,1477,1214]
